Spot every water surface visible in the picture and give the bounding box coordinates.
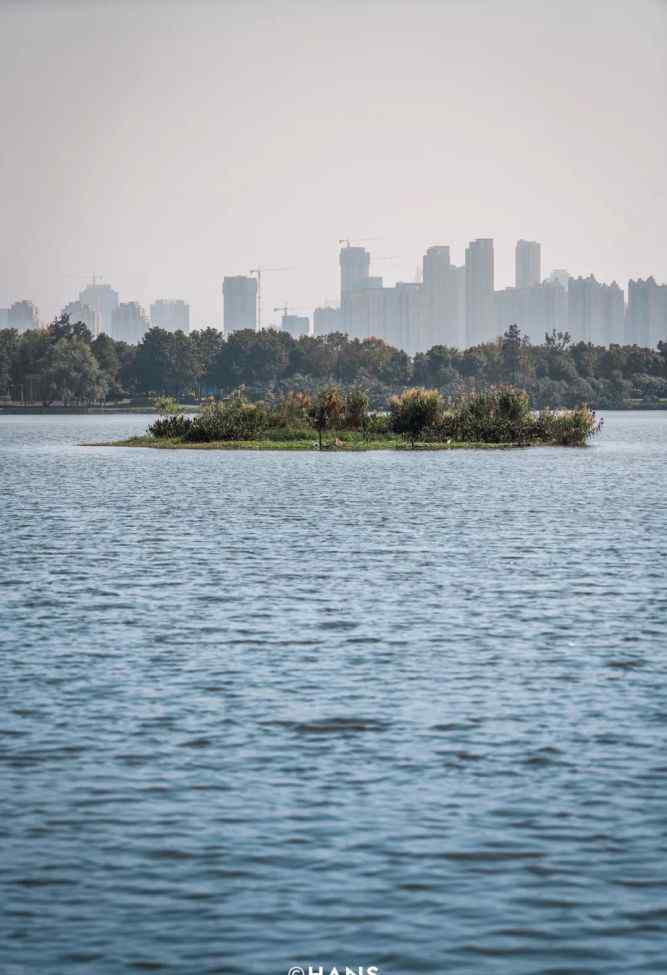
[1,411,666,974]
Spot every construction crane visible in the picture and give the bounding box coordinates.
[273,304,307,328]
[249,266,293,330]
[338,237,381,249]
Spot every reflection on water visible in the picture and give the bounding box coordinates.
[1,412,666,975]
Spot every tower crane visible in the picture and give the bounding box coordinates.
[338,237,381,249]
[273,304,307,327]
[249,266,294,330]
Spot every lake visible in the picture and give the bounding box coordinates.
[1,411,666,975]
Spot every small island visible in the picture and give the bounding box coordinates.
[105,386,601,450]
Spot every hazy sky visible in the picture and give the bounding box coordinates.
[1,0,665,328]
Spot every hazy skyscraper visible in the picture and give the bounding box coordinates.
[422,245,450,349]
[78,282,119,336]
[343,276,384,341]
[340,246,371,330]
[548,269,571,289]
[280,314,310,338]
[150,299,190,333]
[112,301,150,343]
[8,300,39,332]
[422,245,466,348]
[496,279,568,344]
[567,276,625,345]
[465,239,494,345]
[63,300,99,335]
[626,277,667,347]
[223,276,257,333]
[515,240,541,289]
[313,306,341,335]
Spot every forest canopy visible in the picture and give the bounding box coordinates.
[1,315,667,409]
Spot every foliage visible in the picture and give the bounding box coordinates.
[533,405,602,446]
[344,387,370,432]
[185,395,267,442]
[389,388,443,446]
[437,387,535,444]
[307,385,346,448]
[148,414,193,439]
[2,317,667,410]
[44,338,107,404]
[153,395,183,415]
[267,390,312,428]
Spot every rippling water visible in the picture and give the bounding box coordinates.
[1,411,667,975]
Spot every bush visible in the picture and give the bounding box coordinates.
[185,396,267,442]
[438,387,535,443]
[366,413,391,436]
[389,388,443,446]
[308,386,346,448]
[345,388,370,431]
[148,414,193,438]
[534,405,601,446]
[267,391,312,428]
[152,395,182,415]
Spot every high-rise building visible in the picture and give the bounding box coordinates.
[626,277,667,347]
[382,282,422,354]
[223,276,257,333]
[111,302,150,343]
[495,279,568,344]
[78,282,119,335]
[150,299,190,333]
[340,246,371,329]
[8,300,39,332]
[465,238,495,345]
[549,269,570,289]
[313,306,341,335]
[63,300,99,335]
[0,308,9,328]
[515,240,541,289]
[421,246,467,348]
[343,276,384,340]
[567,276,625,345]
[281,314,310,338]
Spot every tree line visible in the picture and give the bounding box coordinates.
[1,315,666,408]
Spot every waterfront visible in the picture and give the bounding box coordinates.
[1,411,667,975]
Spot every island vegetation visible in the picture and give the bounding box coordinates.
[112,385,601,450]
[1,315,667,411]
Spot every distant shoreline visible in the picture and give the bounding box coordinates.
[0,406,201,416]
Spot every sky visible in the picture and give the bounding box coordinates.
[1,0,665,329]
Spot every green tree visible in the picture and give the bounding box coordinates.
[0,329,20,398]
[308,385,345,449]
[11,328,52,403]
[44,338,107,404]
[501,324,524,383]
[190,327,226,396]
[134,327,175,394]
[345,387,369,433]
[389,387,443,447]
[48,312,92,344]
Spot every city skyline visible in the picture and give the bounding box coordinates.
[4,235,665,355]
[2,231,664,336]
[1,0,665,330]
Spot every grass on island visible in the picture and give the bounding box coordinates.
[95,387,601,452]
[102,433,524,451]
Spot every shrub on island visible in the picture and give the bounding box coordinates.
[390,386,600,447]
[148,414,193,439]
[144,385,601,448]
